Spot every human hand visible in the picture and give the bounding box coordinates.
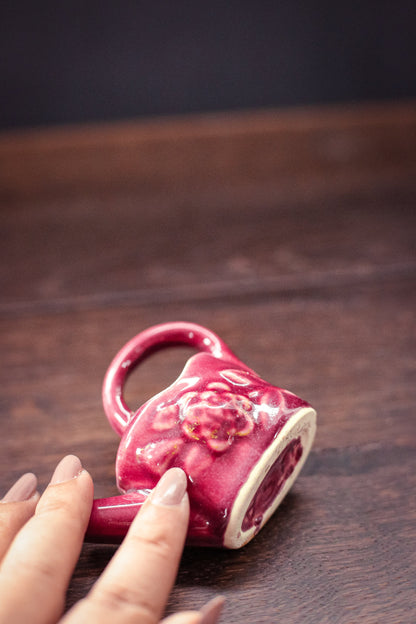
[0,456,224,624]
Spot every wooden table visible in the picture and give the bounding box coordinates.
[1,102,415,623]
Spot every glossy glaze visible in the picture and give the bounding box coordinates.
[87,322,316,548]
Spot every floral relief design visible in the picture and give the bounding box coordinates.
[134,369,297,478]
[179,389,254,452]
[136,370,264,476]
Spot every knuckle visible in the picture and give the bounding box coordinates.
[87,532,175,622]
[37,492,78,521]
[37,495,72,516]
[24,556,58,583]
[129,530,173,561]
[35,495,86,536]
[17,557,66,612]
[90,584,155,623]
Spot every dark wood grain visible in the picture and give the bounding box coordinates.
[1,102,415,623]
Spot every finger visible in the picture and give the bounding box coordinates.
[0,455,93,624]
[0,473,39,560]
[199,596,225,624]
[65,467,189,624]
[160,612,201,624]
[161,596,225,624]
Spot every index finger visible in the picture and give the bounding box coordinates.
[65,468,189,624]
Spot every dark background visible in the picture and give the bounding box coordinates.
[1,1,415,130]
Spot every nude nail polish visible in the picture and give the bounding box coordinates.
[1,473,38,503]
[200,596,225,624]
[50,455,83,485]
[151,468,188,506]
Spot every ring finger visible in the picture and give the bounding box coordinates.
[0,473,39,560]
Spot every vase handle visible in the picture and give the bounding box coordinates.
[102,321,239,435]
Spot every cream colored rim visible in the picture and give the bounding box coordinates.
[223,406,317,549]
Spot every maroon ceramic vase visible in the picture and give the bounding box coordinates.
[87,322,316,548]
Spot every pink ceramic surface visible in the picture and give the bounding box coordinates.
[87,322,316,548]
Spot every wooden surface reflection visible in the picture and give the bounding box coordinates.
[1,102,415,623]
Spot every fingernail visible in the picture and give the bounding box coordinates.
[1,473,38,503]
[200,596,225,624]
[50,455,83,485]
[151,468,188,506]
